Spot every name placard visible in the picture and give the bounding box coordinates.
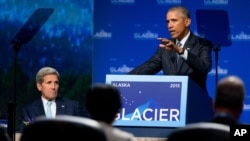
[106,74,188,127]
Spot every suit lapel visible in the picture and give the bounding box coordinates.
[34,100,46,116]
[168,51,177,73]
[176,44,185,73]
[176,32,196,73]
[169,39,179,74]
[176,57,183,72]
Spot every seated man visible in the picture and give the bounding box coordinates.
[17,66,88,132]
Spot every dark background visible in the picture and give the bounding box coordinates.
[0,0,93,130]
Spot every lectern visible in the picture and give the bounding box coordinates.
[106,74,213,128]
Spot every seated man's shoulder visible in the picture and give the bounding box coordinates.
[57,97,79,104]
[22,99,41,109]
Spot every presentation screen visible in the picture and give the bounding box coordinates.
[106,74,188,127]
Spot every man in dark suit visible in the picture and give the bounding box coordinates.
[128,6,213,94]
[17,66,88,132]
[210,75,246,126]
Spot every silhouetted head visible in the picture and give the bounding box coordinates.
[86,83,122,124]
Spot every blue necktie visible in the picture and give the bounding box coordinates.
[46,101,53,118]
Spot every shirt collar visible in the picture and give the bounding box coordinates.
[177,31,190,46]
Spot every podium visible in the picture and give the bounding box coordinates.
[106,74,213,132]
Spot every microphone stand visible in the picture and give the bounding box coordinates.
[213,44,220,87]
[7,43,21,141]
[8,8,54,141]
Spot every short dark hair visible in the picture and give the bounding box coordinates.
[86,83,122,124]
[215,75,245,109]
[168,6,191,19]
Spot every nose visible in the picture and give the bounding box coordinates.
[51,82,58,89]
[168,21,173,29]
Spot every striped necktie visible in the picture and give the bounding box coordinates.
[176,41,182,65]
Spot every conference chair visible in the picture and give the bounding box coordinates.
[20,115,107,141]
[167,122,230,141]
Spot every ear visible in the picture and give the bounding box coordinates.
[36,83,42,91]
[185,18,191,27]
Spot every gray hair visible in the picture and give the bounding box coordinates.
[36,67,60,84]
[168,6,191,19]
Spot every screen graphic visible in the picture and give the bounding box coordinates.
[106,74,188,127]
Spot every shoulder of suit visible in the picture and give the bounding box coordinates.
[56,97,79,104]
[22,99,42,109]
[192,33,212,43]
[188,34,213,46]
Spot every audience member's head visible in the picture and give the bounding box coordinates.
[213,75,245,122]
[86,83,122,125]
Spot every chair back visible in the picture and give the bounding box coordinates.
[20,115,107,141]
[0,127,11,141]
[167,122,230,141]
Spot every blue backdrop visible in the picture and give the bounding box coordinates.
[93,0,250,125]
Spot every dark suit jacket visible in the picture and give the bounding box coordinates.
[17,97,88,132]
[128,32,213,93]
[209,113,238,126]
